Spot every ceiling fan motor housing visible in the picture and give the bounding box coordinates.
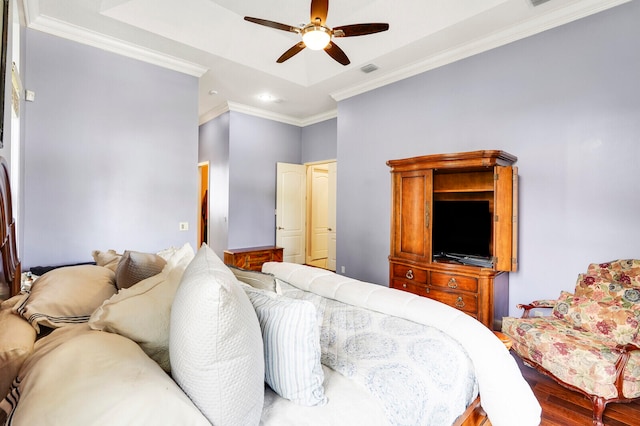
[301,24,332,50]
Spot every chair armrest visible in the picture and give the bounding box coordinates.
[612,342,640,396]
[516,299,557,318]
[617,342,640,353]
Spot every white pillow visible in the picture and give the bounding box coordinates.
[170,244,264,426]
[15,265,116,333]
[243,286,327,406]
[88,243,194,372]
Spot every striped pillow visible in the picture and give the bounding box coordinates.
[244,286,327,406]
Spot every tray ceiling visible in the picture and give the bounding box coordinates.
[22,0,628,125]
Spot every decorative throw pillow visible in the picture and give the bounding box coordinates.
[91,249,122,272]
[574,274,640,308]
[242,285,327,406]
[586,259,640,285]
[169,244,264,426]
[89,243,194,372]
[14,265,117,333]
[115,251,167,289]
[0,297,37,402]
[553,291,640,345]
[228,265,277,292]
[574,274,629,304]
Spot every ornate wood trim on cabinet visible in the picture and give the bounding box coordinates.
[388,150,518,330]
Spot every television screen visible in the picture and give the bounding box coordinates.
[432,200,492,259]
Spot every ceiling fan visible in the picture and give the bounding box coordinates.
[244,0,389,66]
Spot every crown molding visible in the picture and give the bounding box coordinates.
[198,103,230,125]
[198,101,337,127]
[331,0,630,102]
[24,13,208,77]
[298,109,338,127]
[217,102,336,127]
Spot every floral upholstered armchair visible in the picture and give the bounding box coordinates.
[502,259,640,426]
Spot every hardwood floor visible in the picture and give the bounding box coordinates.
[513,353,640,426]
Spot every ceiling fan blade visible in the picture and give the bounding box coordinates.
[310,0,329,24]
[244,16,299,33]
[324,41,350,66]
[277,42,306,63]
[333,23,389,37]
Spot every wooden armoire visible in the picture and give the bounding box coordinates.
[387,150,518,330]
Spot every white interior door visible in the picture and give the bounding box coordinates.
[276,162,306,263]
[327,162,337,271]
[308,165,329,264]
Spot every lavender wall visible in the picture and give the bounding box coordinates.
[336,1,640,314]
[23,30,199,267]
[301,118,337,163]
[227,112,301,249]
[199,111,302,255]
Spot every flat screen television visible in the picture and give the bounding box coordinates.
[432,200,492,261]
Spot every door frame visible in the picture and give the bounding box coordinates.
[198,161,209,248]
[304,160,336,270]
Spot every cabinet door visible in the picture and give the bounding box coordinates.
[493,166,516,271]
[391,170,432,262]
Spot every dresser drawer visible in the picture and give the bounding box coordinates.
[391,264,427,283]
[391,279,430,297]
[430,272,478,292]
[428,288,478,314]
[243,251,272,269]
[224,246,283,272]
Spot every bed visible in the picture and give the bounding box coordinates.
[0,156,541,425]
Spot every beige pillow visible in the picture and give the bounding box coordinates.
[89,243,194,372]
[2,325,210,425]
[228,265,277,292]
[115,251,167,290]
[0,297,37,402]
[14,265,117,333]
[91,249,122,272]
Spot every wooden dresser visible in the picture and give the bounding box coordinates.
[387,150,518,330]
[223,246,283,271]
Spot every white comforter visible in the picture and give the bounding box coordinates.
[277,279,478,425]
[262,262,542,426]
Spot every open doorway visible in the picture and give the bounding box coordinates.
[198,162,209,247]
[305,161,336,270]
[275,161,336,271]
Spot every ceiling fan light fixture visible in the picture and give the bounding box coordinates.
[301,25,331,50]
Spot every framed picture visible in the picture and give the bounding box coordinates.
[0,0,9,148]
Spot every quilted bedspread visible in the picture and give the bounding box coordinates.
[278,280,479,425]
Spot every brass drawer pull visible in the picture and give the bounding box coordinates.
[405,269,414,280]
[402,283,407,289]
[447,277,458,289]
[455,296,465,308]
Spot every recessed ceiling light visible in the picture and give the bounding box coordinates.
[258,93,276,102]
